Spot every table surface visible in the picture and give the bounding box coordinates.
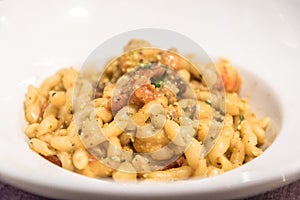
[1,179,300,200]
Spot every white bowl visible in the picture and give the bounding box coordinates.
[1,1,300,199]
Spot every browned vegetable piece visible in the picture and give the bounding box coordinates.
[43,155,62,167]
[163,156,186,170]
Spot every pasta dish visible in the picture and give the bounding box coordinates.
[23,39,270,181]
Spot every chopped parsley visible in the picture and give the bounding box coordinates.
[205,99,212,106]
[237,115,245,131]
[239,115,245,123]
[153,81,161,88]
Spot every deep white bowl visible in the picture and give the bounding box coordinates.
[1,0,300,199]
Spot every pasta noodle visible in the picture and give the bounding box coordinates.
[23,39,270,181]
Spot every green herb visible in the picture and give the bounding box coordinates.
[205,99,211,106]
[237,115,245,131]
[239,115,245,123]
[153,81,161,88]
[49,125,53,129]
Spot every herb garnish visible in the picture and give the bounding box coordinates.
[153,81,161,88]
[205,99,212,106]
[237,115,245,131]
[239,114,245,122]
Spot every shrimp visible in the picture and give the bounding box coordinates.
[217,59,242,92]
[130,84,156,106]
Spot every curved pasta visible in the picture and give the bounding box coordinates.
[23,44,270,181]
[142,166,193,181]
[241,120,263,157]
[208,115,234,168]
